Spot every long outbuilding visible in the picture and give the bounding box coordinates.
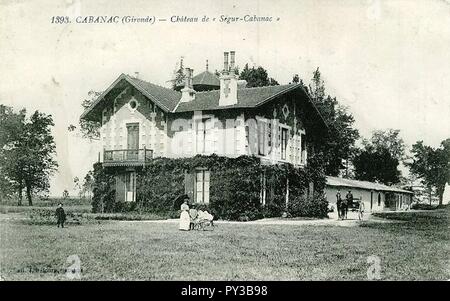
[325,176,414,212]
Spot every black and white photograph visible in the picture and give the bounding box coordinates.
[0,0,449,288]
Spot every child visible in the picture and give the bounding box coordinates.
[358,200,365,220]
[55,203,66,228]
[189,204,198,230]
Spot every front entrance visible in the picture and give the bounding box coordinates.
[184,169,210,204]
[370,191,373,210]
[115,171,136,202]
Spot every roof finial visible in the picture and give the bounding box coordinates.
[206,59,209,71]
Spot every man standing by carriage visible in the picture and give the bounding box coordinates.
[336,189,342,219]
[343,190,353,219]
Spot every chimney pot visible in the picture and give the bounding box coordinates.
[184,68,194,89]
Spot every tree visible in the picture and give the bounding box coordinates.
[364,129,405,161]
[407,139,450,206]
[77,90,102,140]
[169,56,185,90]
[306,68,360,176]
[309,67,325,102]
[353,145,401,185]
[291,74,300,84]
[21,111,58,205]
[352,129,405,185]
[0,105,26,203]
[74,176,82,198]
[82,170,94,200]
[239,64,279,87]
[0,106,58,205]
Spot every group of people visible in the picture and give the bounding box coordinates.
[179,198,214,231]
[336,189,365,220]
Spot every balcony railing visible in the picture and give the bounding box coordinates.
[103,148,153,166]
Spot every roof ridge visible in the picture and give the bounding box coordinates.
[129,75,181,95]
[195,89,220,94]
[237,83,297,91]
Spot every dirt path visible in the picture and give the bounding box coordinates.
[121,211,399,227]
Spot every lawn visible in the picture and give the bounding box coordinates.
[0,203,448,280]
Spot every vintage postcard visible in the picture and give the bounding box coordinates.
[0,0,449,288]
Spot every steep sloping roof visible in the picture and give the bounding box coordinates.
[80,74,181,121]
[192,70,220,87]
[175,84,301,112]
[128,76,181,111]
[80,74,327,133]
[326,176,413,194]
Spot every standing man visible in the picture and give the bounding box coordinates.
[55,203,66,228]
[336,189,342,219]
[345,190,353,219]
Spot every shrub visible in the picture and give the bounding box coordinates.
[91,163,116,213]
[410,203,438,210]
[287,192,329,218]
[91,155,326,220]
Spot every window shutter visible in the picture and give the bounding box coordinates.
[184,172,195,201]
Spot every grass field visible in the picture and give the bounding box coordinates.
[0,200,448,281]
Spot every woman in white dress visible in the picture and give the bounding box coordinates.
[179,200,190,231]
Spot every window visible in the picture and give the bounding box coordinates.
[258,120,266,156]
[196,119,212,154]
[102,109,108,125]
[245,125,249,154]
[195,170,210,204]
[257,120,273,156]
[281,128,288,160]
[129,99,137,110]
[300,133,306,164]
[126,123,139,160]
[125,172,136,202]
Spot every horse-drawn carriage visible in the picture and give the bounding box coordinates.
[338,197,365,220]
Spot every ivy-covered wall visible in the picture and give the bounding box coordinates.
[91,154,328,220]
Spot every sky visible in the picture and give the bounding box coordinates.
[1,0,449,196]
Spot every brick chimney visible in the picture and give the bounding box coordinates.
[180,67,196,102]
[219,51,238,106]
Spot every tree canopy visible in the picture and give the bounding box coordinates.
[407,139,450,205]
[239,64,279,87]
[170,56,186,90]
[306,68,360,176]
[364,129,406,161]
[353,146,401,185]
[353,129,404,185]
[0,105,58,205]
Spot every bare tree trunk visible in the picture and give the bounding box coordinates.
[18,185,23,206]
[438,188,444,206]
[26,184,32,206]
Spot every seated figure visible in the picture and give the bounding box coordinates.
[189,204,198,230]
[198,209,214,224]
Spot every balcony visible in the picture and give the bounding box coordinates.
[102,148,153,167]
